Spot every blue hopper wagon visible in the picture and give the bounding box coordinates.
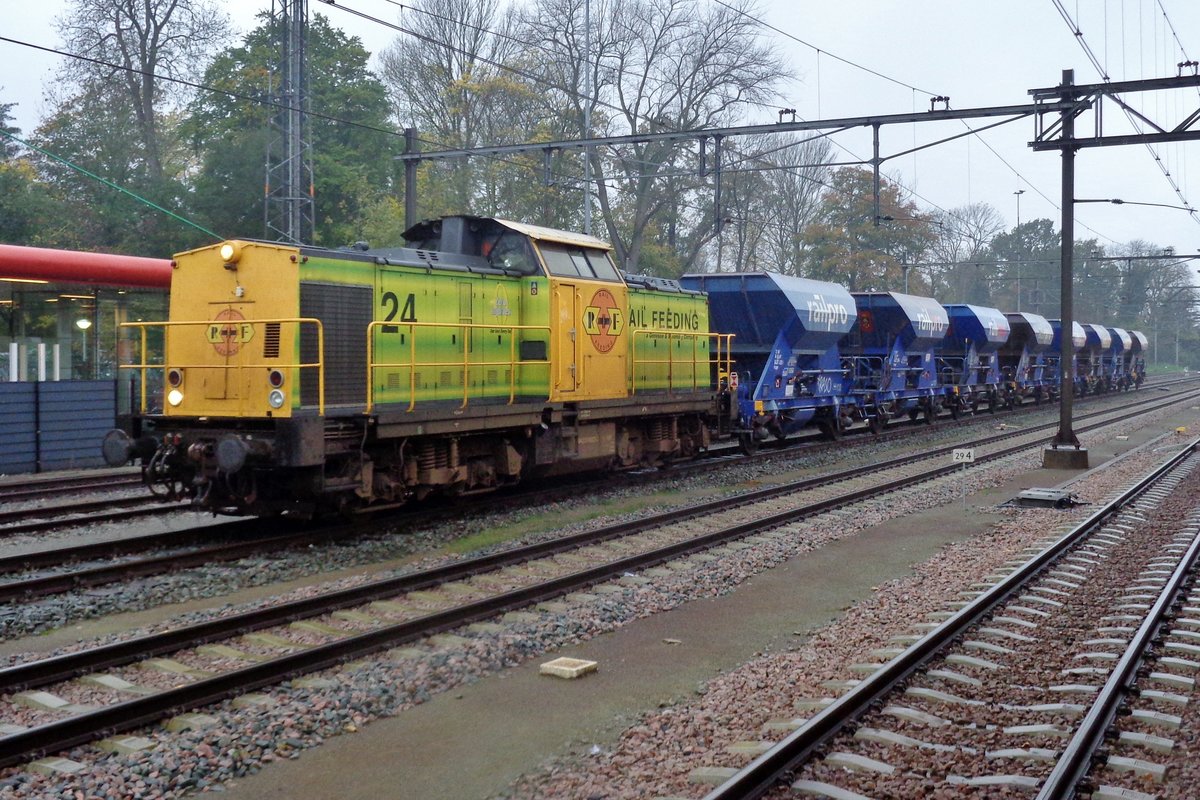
[938,304,1012,416]
[1105,327,1133,390]
[1000,312,1054,403]
[680,271,856,451]
[844,291,950,429]
[1047,319,1087,396]
[1127,330,1148,388]
[1080,323,1114,393]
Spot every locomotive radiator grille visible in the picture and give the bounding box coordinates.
[262,323,281,359]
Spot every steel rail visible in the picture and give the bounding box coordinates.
[1036,491,1200,798]
[0,476,142,504]
[702,437,1200,800]
[0,495,167,527]
[2,386,1192,691]
[0,382,1183,605]
[0,397,1194,767]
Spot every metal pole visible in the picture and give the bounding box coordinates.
[404,128,418,230]
[1054,69,1080,451]
[1014,189,1024,311]
[582,0,592,235]
[871,124,881,225]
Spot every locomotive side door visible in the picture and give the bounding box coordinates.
[555,282,578,393]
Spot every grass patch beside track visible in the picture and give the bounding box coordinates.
[444,489,708,554]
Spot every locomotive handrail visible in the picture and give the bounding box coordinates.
[629,330,734,396]
[365,320,553,414]
[117,318,326,415]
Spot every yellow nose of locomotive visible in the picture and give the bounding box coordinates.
[163,239,303,418]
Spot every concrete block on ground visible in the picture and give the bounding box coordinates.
[539,657,598,679]
[687,767,738,785]
[97,736,156,755]
[28,758,86,776]
[165,713,220,733]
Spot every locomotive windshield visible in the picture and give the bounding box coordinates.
[538,243,622,282]
[485,231,540,274]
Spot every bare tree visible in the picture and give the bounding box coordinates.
[927,202,1005,302]
[56,0,228,183]
[379,0,529,216]
[521,0,788,271]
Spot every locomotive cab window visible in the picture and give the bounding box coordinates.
[539,244,621,282]
[486,232,540,275]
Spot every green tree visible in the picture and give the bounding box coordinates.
[186,13,396,246]
[57,0,228,184]
[986,219,1063,317]
[0,100,70,246]
[801,167,937,292]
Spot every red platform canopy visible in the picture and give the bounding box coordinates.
[0,244,172,289]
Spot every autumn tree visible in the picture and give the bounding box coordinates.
[31,0,229,254]
[923,203,1005,303]
[0,99,67,246]
[801,167,938,291]
[987,219,1064,316]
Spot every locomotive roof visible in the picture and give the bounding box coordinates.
[400,215,612,252]
[492,218,613,250]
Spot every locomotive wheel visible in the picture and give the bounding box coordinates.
[948,401,961,421]
[737,433,759,456]
[143,452,182,501]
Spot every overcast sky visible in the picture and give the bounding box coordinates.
[3,0,1200,257]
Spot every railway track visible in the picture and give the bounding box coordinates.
[0,497,183,537]
[700,440,1200,799]
[0,379,1194,771]
[2,379,1196,609]
[0,471,141,505]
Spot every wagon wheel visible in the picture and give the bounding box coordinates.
[817,418,843,440]
[143,451,182,501]
[737,432,759,456]
[868,412,886,435]
[948,400,961,421]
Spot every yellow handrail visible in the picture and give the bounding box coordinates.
[118,318,325,415]
[630,330,734,395]
[366,320,552,413]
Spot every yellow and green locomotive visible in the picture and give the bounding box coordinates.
[103,216,735,515]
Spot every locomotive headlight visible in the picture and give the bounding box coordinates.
[219,241,243,268]
[167,389,185,407]
[167,368,184,388]
[268,369,285,388]
[268,389,286,409]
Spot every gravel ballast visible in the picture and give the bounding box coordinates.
[0,399,1195,798]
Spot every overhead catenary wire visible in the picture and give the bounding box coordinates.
[1050,0,1200,229]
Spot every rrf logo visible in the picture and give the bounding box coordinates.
[582,288,624,353]
[207,308,254,356]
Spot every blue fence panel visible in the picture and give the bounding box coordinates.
[0,384,37,475]
[0,381,115,474]
[38,381,115,471]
